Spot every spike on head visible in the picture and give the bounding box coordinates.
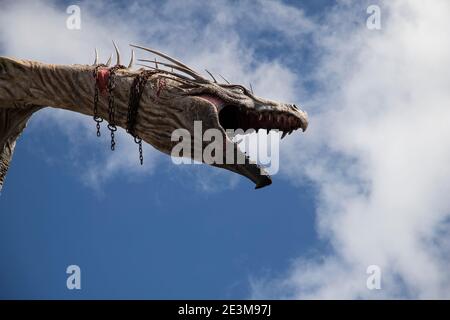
[130,44,202,77]
[93,48,99,65]
[205,69,217,83]
[138,59,204,81]
[112,40,121,66]
[106,54,112,67]
[136,63,195,82]
[219,74,230,84]
[127,50,135,69]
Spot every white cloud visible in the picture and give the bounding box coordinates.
[253,0,450,299]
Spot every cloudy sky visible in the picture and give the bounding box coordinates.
[0,0,449,299]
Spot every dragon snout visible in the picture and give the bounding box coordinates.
[286,103,308,132]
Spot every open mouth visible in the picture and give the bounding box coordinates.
[196,94,308,189]
[218,104,307,138]
[197,94,307,136]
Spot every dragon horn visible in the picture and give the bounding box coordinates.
[112,41,121,66]
[219,74,230,84]
[136,63,194,82]
[93,48,99,65]
[205,69,217,83]
[138,59,204,81]
[106,54,112,67]
[130,44,203,78]
[127,50,135,69]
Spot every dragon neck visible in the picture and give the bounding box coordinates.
[0,57,135,128]
[0,57,158,190]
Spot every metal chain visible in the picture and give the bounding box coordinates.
[135,136,143,165]
[127,76,140,133]
[128,75,143,165]
[94,65,149,164]
[107,65,125,151]
[127,70,154,165]
[92,64,106,137]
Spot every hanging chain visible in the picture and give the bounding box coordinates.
[127,70,154,165]
[136,136,143,165]
[92,64,106,137]
[93,64,150,165]
[107,65,125,151]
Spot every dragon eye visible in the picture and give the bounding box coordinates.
[234,86,245,94]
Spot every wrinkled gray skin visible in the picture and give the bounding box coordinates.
[0,45,308,191]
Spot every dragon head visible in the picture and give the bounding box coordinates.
[125,45,308,189]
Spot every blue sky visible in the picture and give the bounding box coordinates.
[0,142,317,298]
[1,0,450,299]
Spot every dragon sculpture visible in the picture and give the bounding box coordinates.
[0,43,308,191]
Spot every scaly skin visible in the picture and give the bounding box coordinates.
[0,45,308,191]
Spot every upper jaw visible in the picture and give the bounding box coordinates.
[195,95,308,133]
[251,102,308,133]
[218,103,308,139]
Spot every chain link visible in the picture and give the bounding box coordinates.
[107,65,125,151]
[93,64,149,165]
[92,64,106,137]
[135,136,143,165]
[127,70,154,165]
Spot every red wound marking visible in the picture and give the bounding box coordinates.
[96,69,110,94]
[156,78,166,97]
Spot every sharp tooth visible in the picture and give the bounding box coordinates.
[281,131,287,139]
[268,114,272,121]
[258,114,263,121]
